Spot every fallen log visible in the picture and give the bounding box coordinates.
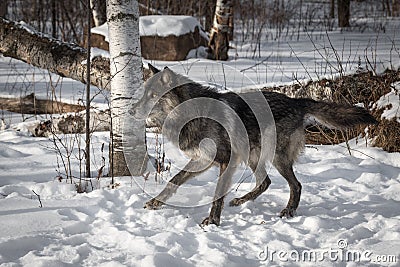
[26,109,110,137]
[0,93,85,114]
[0,93,110,136]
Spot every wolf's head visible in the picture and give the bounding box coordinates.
[131,64,191,130]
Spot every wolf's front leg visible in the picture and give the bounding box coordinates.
[201,198,224,226]
[144,160,210,209]
[144,169,191,209]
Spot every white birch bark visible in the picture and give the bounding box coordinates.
[107,0,147,176]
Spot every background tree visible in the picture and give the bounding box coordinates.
[393,0,400,16]
[0,1,6,18]
[90,0,107,27]
[106,0,147,177]
[338,0,350,27]
[85,0,92,178]
[208,0,233,60]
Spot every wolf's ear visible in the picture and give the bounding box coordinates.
[160,69,172,85]
[148,63,160,75]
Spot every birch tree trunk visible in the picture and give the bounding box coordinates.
[107,0,147,177]
[207,0,233,60]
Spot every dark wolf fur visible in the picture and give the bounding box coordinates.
[135,65,377,226]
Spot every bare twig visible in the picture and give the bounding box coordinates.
[32,190,43,208]
[240,53,273,72]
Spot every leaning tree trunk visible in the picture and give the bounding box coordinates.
[337,0,350,27]
[208,0,233,60]
[0,18,110,89]
[107,0,147,177]
[0,18,152,89]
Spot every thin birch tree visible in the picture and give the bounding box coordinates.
[106,0,147,177]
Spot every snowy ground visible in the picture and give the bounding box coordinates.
[1,17,400,267]
[1,132,399,266]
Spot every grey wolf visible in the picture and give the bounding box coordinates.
[132,64,377,226]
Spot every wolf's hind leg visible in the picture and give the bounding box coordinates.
[202,162,236,226]
[144,160,210,209]
[229,163,271,207]
[274,129,304,218]
[273,156,302,218]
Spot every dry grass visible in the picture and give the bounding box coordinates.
[370,118,400,152]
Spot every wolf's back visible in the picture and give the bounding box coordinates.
[301,99,377,129]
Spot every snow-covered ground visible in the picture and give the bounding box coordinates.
[1,132,399,266]
[1,16,400,267]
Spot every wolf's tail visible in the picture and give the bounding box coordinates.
[302,99,377,129]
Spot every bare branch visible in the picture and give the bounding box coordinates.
[31,190,43,208]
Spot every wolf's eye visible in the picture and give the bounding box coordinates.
[152,93,157,98]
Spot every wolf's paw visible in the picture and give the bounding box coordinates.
[144,198,164,210]
[201,216,220,226]
[279,207,297,218]
[229,197,247,207]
